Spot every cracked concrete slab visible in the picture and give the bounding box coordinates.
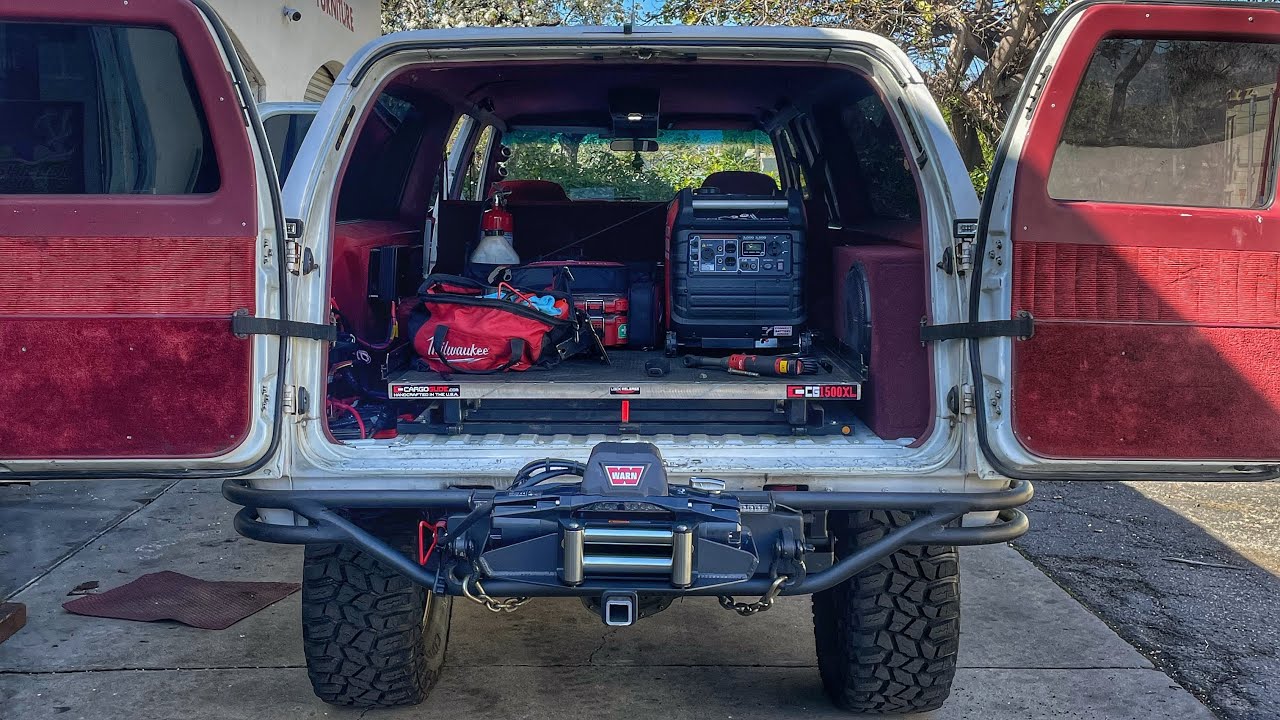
[0,480,171,598]
[1,667,1211,720]
[0,480,1212,719]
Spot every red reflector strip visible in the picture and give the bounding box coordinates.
[621,399,631,424]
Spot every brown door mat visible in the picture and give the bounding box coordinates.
[62,571,299,630]
[0,602,26,644]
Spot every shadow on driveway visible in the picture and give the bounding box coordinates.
[1014,480,1280,720]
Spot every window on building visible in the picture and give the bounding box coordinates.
[0,22,220,195]
[1048,37,1280,208]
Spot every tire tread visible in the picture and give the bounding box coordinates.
[812,510,960,714]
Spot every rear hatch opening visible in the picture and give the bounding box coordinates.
[311,49,948,469]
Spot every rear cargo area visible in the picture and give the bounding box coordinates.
[318,54,936,449]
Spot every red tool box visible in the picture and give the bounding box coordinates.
[576,294,629,347]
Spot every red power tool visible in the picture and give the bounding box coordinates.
[682,353,822,377]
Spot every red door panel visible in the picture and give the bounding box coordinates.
[0,0,269,461]
[1000,2,1280,462]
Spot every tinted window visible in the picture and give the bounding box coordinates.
[457,122,494,200]
[843,95,919,219]
[1049,38,1280,208]
[0,22,220,194]
[264,111,315,183]
[336,92,426,220]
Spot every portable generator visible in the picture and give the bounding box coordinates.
[665,188,809,354]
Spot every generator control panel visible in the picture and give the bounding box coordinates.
[689,234,793,275]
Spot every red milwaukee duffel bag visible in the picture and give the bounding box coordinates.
[409,275,591,374]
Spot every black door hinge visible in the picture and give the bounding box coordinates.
[921,311,1034,344]
[232,310,337,342]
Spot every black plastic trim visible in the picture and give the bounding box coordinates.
[921,311,1033,344]
[232,312,338,342]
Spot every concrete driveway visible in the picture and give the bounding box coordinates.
[1,480,1214,719]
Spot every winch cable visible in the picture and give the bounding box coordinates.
[438,459,585,577]
[532,202,668,261]
[510,458,587,489]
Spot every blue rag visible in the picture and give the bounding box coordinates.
[485,291,564,318]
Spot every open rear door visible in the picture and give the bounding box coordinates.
[973,0,1280,479]
[0,0,290,478]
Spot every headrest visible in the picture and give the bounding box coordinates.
[490,179,570,203]
[699,171,778,196]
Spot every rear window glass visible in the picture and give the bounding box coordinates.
[501,129,778,201]
[0,22,220,195]
[1048,37,1280,209]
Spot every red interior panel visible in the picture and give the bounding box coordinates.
[0,238,254,315]
[0,320,251,458]
[1007,4,1280,460]
[332,220,421,337]
[0,0,262,460]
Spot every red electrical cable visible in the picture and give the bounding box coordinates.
[327,398,367,439]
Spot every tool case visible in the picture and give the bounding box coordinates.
[666,188,808,353]
[510,261,660,349]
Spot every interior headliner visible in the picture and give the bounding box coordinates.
[386,61,873,129]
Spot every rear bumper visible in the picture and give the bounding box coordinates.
[223,478,1032,597]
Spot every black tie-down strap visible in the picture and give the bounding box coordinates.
[231,309,337,342]
[920,310,1034,344]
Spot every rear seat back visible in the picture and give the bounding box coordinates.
[700,171,779,196]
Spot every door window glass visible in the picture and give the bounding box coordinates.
[1048,37,1280,208]
[0,22,220,194]
[263,111,315,183]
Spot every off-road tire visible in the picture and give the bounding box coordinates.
[301,543,452,707]
[812,510,960,714]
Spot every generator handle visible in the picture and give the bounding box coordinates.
[689,198,790,211]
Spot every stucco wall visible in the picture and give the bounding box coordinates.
[205,0,381,102]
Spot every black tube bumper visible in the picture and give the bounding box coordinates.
[224,478,1031,597]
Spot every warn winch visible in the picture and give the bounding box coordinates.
[431,442,809,625]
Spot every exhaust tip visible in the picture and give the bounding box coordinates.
[601,591,638,627]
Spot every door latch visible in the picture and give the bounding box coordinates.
[282,386,311,416]
[948,384,976,416]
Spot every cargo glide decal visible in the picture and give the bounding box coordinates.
[603,464,647,486]
[389,384,461,399]
[787,384,862,400]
